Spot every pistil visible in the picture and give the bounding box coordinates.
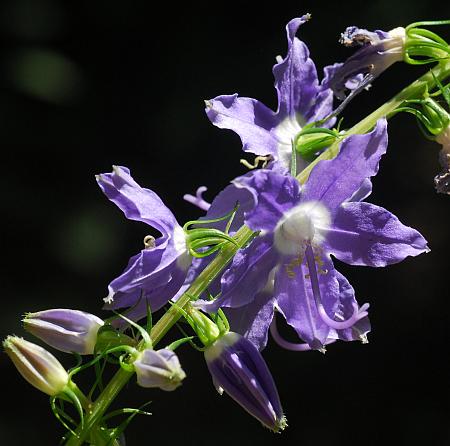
[304,245,369,330]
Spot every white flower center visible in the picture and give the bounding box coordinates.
[383,27,406,62]
[274,115,306,172]
[173,225,191,270]
[274,201,331,255]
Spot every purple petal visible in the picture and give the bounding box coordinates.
[348,178,373,202]
[273,15,320,121]
[325,201,429,267]
[236,169,301,232]
[96,166,180,237]
[303,118,388,212]
[205,94,280,157]
[340,26,389,47]
[225,290,276,351]
[105,246,190,312]
[275,256,339,349]
[196,236,278,312]
[331,272,371,342]
[203,177,256,233]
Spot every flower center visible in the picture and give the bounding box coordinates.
[274,201,331,255]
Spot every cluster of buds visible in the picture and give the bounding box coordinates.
[3,308,188,396]
[4,304,285,433]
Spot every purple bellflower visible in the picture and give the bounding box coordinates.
[327,26,405,105]
[205,331,286,432]
[96,166,191,320]
[198,119,429,351]
[205,14,336,173]
[23,309,104,355]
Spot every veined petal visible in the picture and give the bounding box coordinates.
[275,256,339,350]
[96,166,180,237]
[273,15,319,121]
[225,289,276,351]
[205,94,280,157]
[236,169,301,232]
[330,272,371,342]
[325,201,429,267]
[105,244,190,311]
[303,118,388,212]
[202,177,256,233]
[196,236,278,312]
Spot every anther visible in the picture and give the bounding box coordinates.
[144,235,156,249]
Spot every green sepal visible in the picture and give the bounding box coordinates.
[183,204,240,258]
[94,324,137,354]
[393,96,450,139]
[99,403,151,446]
[170,302,221,347]
[404,20,450,65]
[294,124,342,161]
[111,312,152,349]
[165,336,195,351]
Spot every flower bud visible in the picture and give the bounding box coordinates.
[3,336,69,396]
[23,309,104,355]
[134,348,186,391]
[294,128,340,161]
[204,332,286,432]
[185,305,221,347]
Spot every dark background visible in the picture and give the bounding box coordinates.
[1,1,449,445]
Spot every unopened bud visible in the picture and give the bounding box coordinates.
[23,309,104,355]
[205,332,287,432]
[3,336,69,396]
[134,348,186,391]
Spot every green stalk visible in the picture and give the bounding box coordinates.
[64,225,255,446]
[297,59,450,184]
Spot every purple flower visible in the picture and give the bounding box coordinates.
[327,26,405,103]
[96,166,191,319]
[205,14,335,173]
[134,348,186,391]
[198,119,429,351]
[23,309,104,355]
[204,331,286,432]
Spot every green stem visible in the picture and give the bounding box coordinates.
[64,225,256,446]
[297,59,450,184]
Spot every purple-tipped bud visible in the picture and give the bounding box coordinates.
[134,348,186,391]
[23,309,104,355]
[3,336,69,396]
[204,332,287,432]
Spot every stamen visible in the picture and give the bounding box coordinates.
[183,186,211,211]
[240,155,272,170]
[304,245,369,330]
